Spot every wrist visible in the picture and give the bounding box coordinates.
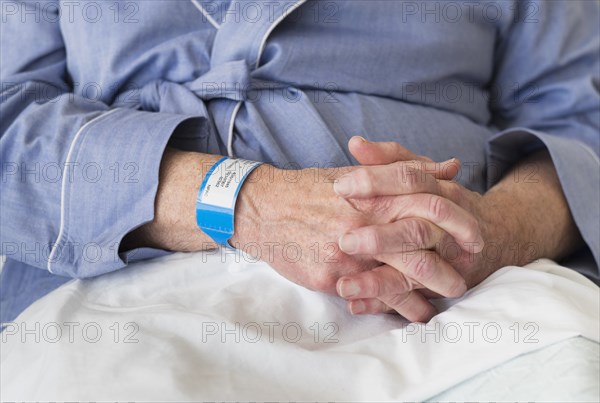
[122,148,221,251]
[481,184,543,269]
[229,164,276,248]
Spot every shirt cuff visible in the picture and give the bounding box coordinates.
[48,108,207,278]
[487,128,600,276]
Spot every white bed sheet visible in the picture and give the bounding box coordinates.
[1,252,598,401]
[429,336,599,402]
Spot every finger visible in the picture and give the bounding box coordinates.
[349,293,437,323]
[348,136,428,165]
[334,161,458,198]
[340,192,483,253]
[420,289,443,299]
[378,250,467,298]
[347,298,394,314]
[395,193,483,252]
[436,159,460,180]
[336,264,423,299]
[380,291,438,322]
[338,218,446,255]
[348,136,460,180]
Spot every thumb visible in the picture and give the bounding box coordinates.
[348,136,427,165]
[348,136,459,180]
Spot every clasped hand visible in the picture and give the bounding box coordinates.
[135,138,569,321]
[237,136,499,323]
[331,136,500,322]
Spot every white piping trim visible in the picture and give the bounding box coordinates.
[582,142,600,165]
[47,109,121,274]
[255,0,306,68]
[190,0,220,30]
[227,101,243,158]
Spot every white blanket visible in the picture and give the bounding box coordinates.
[428,336,599,401]
[1,252,598,401]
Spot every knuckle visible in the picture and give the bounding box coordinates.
[428,195,451,222]
[375,196,395,214]
[351,197,378,214]
[409,253,435,281]
[354,168,374,195]
[309,272,337,293]
[407,219,431,248]
[366,272,383,296]
[395,272,414,294]
[353,195,394,216]
[396,163,417,189]
[363,227,383,254]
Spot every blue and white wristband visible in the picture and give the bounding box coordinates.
[196,157,262,248]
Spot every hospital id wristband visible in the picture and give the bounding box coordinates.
[196,157,262,248]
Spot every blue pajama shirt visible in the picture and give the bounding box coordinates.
[1,0,599,323]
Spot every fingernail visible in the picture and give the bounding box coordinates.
[333,175,355,197]
[357,136,368,143]
[339,233,359,253]
[338,279,361,298]
[350,300,366,314]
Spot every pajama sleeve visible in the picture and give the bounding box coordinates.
[1,0,209,278]
[486,0,600,276]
